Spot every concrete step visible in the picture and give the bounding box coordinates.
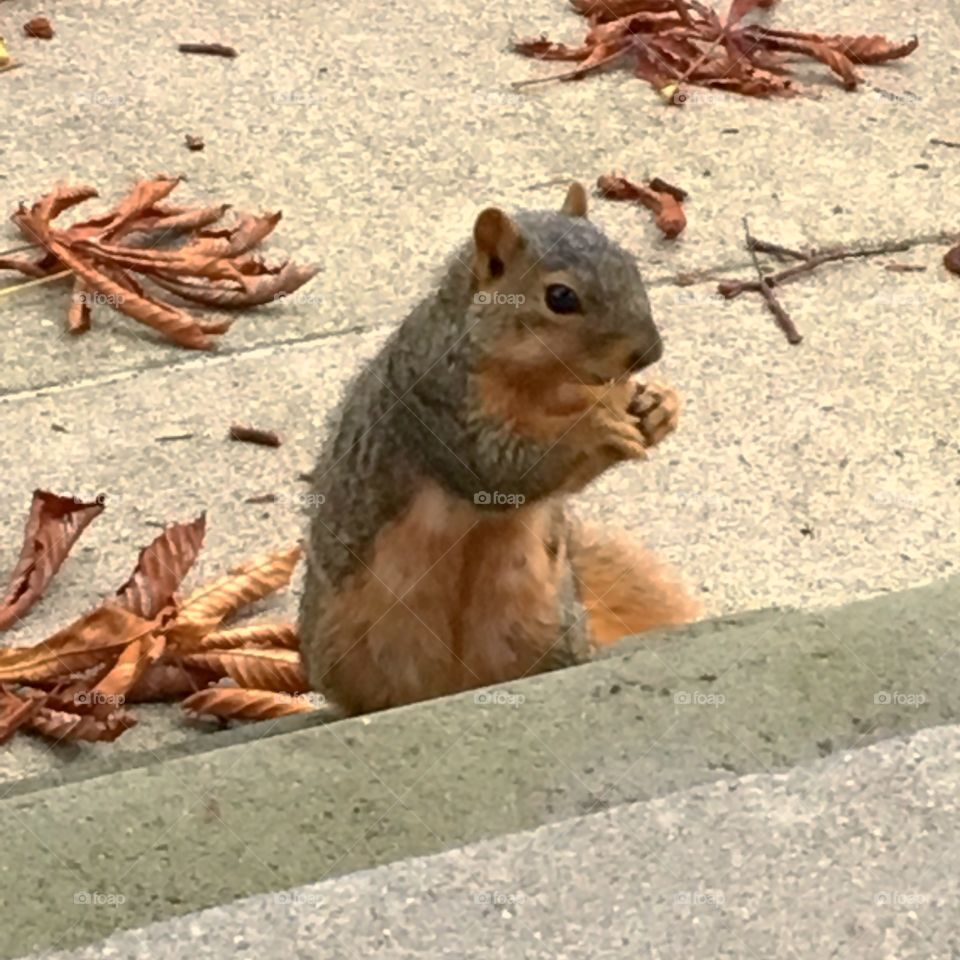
[22,722,960,960]
[2,574,958,958]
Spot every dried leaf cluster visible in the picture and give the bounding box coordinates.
[0,496,313,745]
[514,0,918,99]
[0,176,318,349]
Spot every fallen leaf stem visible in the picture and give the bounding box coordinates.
[0,269,71,299]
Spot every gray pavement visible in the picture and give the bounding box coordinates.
[2,0,960,955]
[2,577,960,957]
[21,723,960,960]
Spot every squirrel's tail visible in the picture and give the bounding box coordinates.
[569,524,700,646]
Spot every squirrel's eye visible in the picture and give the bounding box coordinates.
[545,284,581,315]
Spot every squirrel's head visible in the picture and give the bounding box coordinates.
[466,183,662,385]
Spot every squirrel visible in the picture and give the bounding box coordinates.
[297,182,699,716]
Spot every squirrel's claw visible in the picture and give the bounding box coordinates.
[629,381,680,448]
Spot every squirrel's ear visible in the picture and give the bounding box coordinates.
[560,182,589,219]
[473,207,522,279]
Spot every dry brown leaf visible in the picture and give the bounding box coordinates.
[0,256,49,278]
[511,37,592,61]
[93,634,166,699]
[68,279,93,334]
[175,648,308,693]
[114,514,207,620]
[515,0,915,99]
[99,176,183,241]
[182,687,315,721]
[0,490,105,632]
[596,173,687,238]
[828,33,918,64]
[166,543,302,642]
[0,604,156,683]
[4,179,317,351]
[0,687,43,743]
[124,662,216,702]
[48,236,216,349]
[189,211,283,258]
[745,28,919,65]
[148,261,319,309]
[758,36,859,88]
[26,702,137,742]
[195,623,299,651]
[31,185,101,227]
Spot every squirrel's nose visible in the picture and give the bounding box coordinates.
[628,336,663,371]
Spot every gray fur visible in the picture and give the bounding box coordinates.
[298,204,658,683]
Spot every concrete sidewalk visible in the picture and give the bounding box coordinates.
[1,0,960,954]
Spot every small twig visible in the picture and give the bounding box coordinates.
[884,263,926,274]
[229,425,281,448]
[748,238,808,261]
[245,494,278,505]
[0,61,22,74]
[720,235,952,300]
[177,42,237,58]
[0,270,70,299]
[742,217,802,345]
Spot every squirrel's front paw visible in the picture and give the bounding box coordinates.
[629,381,680,448]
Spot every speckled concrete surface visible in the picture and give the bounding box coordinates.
[20,724,960,960]
[2,252,959,784]
[2,576,959,957]
[0,0,957,393]
[2,0,960,952]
